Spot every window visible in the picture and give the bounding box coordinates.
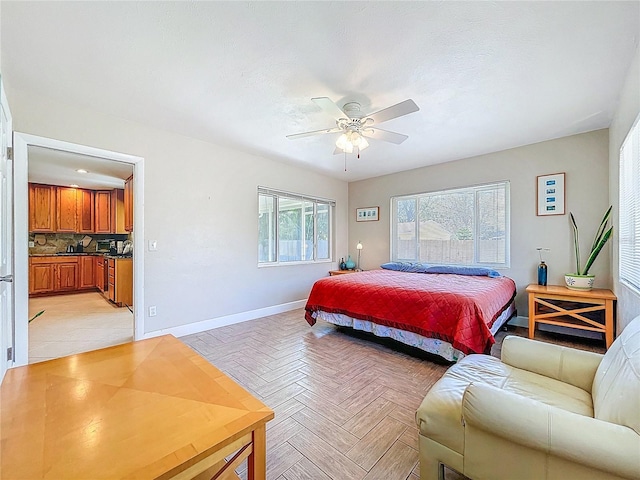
[620,115,640,292]
[258,187,334,265]
[391,182,509,267]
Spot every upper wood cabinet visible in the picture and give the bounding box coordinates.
[124,175,133,232]
[94,191,112,234]
[29,184,56,232]
[76,189,95,233]
[56,187,78,232]
[111,189,126,234]
[29,183,127,234]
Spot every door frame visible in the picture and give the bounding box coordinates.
[0,78,13,381]
[13,133,145,367]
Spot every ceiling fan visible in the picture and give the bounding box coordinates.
[286,97,420,155]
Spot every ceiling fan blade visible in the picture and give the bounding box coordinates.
[333,147,344,155]
[366,99,419,125]
[312,97,348,121]
[362,128,409,145]
[286,127,341,140]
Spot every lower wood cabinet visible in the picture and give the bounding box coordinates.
[30,263,55,294]
[106,258,133,307]
[78,256,95,289]
[29,255,131,307]
[29,257,79,294]
[96,257,105,292]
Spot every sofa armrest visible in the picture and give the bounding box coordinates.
[462,383,640,480]
[501,335,603,392]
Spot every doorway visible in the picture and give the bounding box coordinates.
[13,134,144,367]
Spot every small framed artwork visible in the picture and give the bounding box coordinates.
[536,172,566,216]
[356,206,379,222]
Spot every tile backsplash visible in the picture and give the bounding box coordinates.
[29,233,130,255]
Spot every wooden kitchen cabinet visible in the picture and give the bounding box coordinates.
[110,189,127,234]
[76,189,94,233]
[94,191,112,233]
[29,183,56,232]
[95,256,105,292]
[57,263,78,291]
[107,257,133,307]
[29,263,55,294]
[78,256,95,289]
[56,186,78,232]
[29,256,79,294]
[124,174,133,232]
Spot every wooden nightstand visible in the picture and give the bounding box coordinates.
[526,284,616,348]
[329,270,358,276]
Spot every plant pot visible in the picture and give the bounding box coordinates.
[564,274,595,291]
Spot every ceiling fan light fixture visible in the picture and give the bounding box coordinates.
[336,133,349,151]
[336,130,368,153]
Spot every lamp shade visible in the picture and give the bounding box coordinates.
[356,242,363,250]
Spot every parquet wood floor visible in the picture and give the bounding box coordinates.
[181,309,605,480]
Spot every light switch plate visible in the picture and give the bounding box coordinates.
[149,240,157,251]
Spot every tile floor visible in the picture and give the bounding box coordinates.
[28,292,134,363]
[181,309,605,480]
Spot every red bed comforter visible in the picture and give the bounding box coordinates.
[305,270,516,355]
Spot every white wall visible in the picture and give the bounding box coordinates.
[8,88,348,334]
[348,130,611,316]
[609,44,640,332]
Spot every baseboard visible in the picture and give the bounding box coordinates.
[508,315,603,340]
[142,299,307,339]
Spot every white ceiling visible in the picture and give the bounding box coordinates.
[28,146,131,190]
[2,1,639,182]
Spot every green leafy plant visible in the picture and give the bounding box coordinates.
[569,206,613,275]
[28,310,45,323]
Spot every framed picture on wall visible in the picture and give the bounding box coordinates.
[536,172,565,216]
[356,206,379,222]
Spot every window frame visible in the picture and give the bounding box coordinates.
[619,113,640,294]
[258,187,335,266]
[390,181,510,268]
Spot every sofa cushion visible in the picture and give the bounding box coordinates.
[592,316,640,435]
[416,353,593,454]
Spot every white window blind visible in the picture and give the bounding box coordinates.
[619,115,640,292]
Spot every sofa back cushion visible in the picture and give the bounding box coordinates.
[592,315,640,434]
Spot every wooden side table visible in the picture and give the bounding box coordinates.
[329,270,358,276]
[526,284,616,348]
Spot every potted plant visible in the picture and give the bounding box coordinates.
[565,206,613,290]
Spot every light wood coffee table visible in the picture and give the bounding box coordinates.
[1,335,274,479]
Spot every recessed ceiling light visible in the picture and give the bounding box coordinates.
[70,184,79,188]
[76,169,88,174]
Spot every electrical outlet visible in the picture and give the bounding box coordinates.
[149,305,157,317]
[28,241,35,248]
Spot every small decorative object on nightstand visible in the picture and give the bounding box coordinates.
[345,255,356,270]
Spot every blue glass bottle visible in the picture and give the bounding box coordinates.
[537,261,547,286]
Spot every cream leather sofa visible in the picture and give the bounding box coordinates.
[416,315,640,480]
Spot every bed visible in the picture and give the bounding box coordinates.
[305,265,517,362]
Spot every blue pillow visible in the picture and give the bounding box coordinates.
[380,262,501,278]
[422,265,502,278]
[380,262,431,273]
